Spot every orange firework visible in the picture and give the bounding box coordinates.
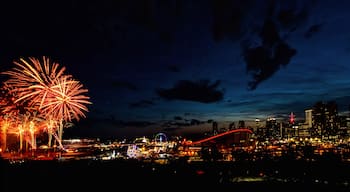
[2,56,70,109]
[0,84,22,115]
[0,83,46,151]
[1,56,91,150]
[40,76,91,122]
[1,56,91,122]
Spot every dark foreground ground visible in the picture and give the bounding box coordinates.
[1,157,350,191]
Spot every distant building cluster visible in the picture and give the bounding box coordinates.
[244,101,350,142]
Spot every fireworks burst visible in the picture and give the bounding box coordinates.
[1,56,91,122]
[1,56,92,151]
[41,76,92,122]
[2,56,70,109]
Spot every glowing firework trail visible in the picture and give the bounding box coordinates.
[41,77,91,122]
[0,84,31,151]
[45,117,57,148]
[0,84,25,115]
[39,77,91,150]
[12,112,43,151]
[0,116,10,151]
[2,56,70,108]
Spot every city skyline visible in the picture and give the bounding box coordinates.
[1,0,350,139]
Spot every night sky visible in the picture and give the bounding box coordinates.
[1,0,350,140]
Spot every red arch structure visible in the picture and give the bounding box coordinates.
[185,128,253,146]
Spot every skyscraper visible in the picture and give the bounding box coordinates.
[312,101,339,138]
[305,109,313,128]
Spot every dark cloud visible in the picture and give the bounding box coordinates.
[243,18,297,90]
[304,23,323,39]
[156,79,224,103]
[210,1,315,91]
[129,100,155,108]
[111,80,138,91]
[237,1,314,90]
[260,19,281,46]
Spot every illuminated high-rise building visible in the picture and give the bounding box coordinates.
[266,117,279,138]
[312,101,339,138]
[305,109,313,128]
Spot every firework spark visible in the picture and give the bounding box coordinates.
[2,56,70,109]
[41,76,92,122]
[1,56,91,122]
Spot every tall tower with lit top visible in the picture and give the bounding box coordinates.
[289,112,295,125]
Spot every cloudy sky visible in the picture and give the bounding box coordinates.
[1,0,350,139]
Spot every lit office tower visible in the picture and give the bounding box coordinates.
[266,117,279,138]
[312,101,339,138]
[305,109,313,128]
